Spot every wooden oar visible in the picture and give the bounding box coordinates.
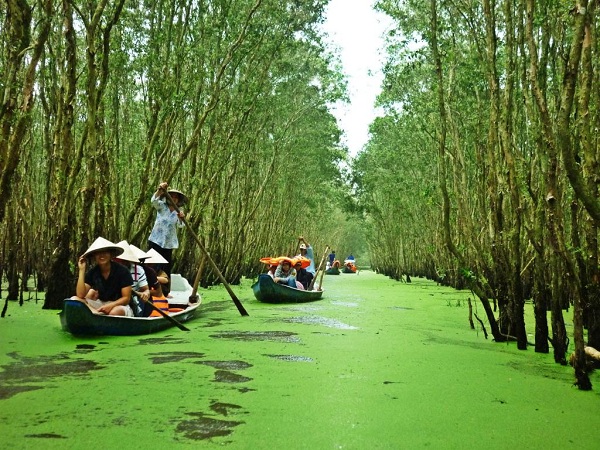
[189,257,205,304]
[162,190,249,316]
[136,292,190,331]
[308,245,330,291]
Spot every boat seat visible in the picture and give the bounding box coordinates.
[170,274,192,292]
[168,274,194,305]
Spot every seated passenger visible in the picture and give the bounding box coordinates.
[130,243,165,316]
[294,257,314,290]
[273,257,297,288]
[260,257,280,279]
[115,241,150,316]
[145,248,170,298]
[72,237,134,316]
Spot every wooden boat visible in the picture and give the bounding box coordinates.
[342,263,357,273]
[60,299,200,336]
[251,274,323,303]
[60,273,199,336]
[325,267,340,275]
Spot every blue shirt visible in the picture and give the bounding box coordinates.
[148,194,184,249]
[296,246,316,275]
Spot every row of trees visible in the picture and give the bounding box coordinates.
[353,0,600,389]
[0,1,366,312]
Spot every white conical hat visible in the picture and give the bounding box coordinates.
[114,240,140,263]
[82,237,124,258]
[129,244,150,261]
[145,248,168,264]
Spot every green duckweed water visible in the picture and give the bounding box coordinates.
[1,270,599,449]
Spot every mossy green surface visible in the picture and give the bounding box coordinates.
[1,271,599,449]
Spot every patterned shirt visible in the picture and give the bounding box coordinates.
[148,194,184,249]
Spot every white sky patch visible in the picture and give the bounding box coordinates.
[320,0,394,157]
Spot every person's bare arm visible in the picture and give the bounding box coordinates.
[97,286,132,314]
[75,256,90,298]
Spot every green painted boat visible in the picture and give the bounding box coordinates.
[342,265,357,273]
[59,299,201,336]
[325,267,340,275]
[251,274,323,303]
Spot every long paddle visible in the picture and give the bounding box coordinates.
[135,292,190,331]
[189,257,205,304]
[162,190,249,316]
[308,245,330,291]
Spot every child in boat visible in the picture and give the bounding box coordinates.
[72,237,134,316]
[143,248,170,297]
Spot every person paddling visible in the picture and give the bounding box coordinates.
[148,181,187,294]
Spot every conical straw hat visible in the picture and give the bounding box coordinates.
[145,248,169,265]
[129,244,150,261]
[114,240,140,263]
[167,188,188,206]
[82,237,124,258]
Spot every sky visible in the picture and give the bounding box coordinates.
[320,0,394,157]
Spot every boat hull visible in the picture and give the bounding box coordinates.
[325,267,340,275]
[59,299,201,336]
[251,274,323,303]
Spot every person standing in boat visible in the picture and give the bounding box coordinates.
[273,257,298,288]
[296,236,316,276]
[148,181,187,294]
[72,237,134,316]
[327,250,336,269]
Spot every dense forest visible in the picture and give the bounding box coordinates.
[2,1,600,390]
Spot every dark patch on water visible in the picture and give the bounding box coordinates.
[74,344,97,354]
[1,353,103,383]
[264,354,314,362]
[389,306,413,310]
[506,360,572,382]
[25,433,67,439]
[203,318,227,328]
[209,331,299,343]
[198,360,252,370]
[279,316,358,330]
[76,344,96,350]
[210,401,242,416]
[148,351,205,364]
[0,385,43,400]
[139,337,187,345]
[213,370,252,384]
[175,412,244,440]
[237,387,255,393]
[0,352,104,400]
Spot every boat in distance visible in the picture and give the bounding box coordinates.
[251,274,323,303]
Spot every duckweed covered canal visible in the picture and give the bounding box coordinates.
[1,271,599,449]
